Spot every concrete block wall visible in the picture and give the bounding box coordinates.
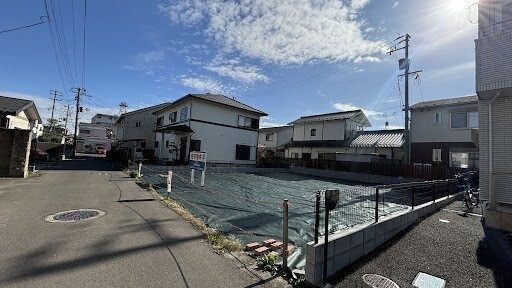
[305,194,457,284]
[0,129,32,178]
[289,167,421,185]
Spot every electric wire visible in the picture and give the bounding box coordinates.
[0,16,49,34]
[82,0,88,87]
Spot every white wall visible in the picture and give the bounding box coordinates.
[191,98,262,126]
[410,104,478,143]
[7,110,30,130]
[258,127,293,148]
[292,120,345,141]
[117,107,161,148]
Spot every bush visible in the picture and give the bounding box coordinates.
[128,170,138,178]
[257,253,278,273]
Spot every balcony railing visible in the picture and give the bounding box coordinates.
[479,18,512,38]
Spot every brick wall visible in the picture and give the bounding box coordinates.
[0,128,32,177]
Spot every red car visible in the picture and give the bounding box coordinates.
[30,148,50,162]
[95,146,106,155]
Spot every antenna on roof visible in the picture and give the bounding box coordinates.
[119,102,128,115]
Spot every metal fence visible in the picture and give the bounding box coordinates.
[313,179,460,243]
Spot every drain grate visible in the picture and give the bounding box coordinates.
[45,209,105,223]
[362,274,400,288]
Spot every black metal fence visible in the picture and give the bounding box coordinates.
[313,179,459,243]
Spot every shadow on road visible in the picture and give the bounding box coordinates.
[36,154,117,172]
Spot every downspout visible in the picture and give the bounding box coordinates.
[488,91,501,209]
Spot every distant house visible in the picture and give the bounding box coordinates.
[258,125,293,157]
[76,122,115,152]
[152,93,267,166]
[410,95,479,168]
[284,110,371,159]
[115,103,168,153]
[0,95,41,137]
[92,113,118,125]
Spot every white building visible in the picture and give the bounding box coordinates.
[0,95,41,138]
[153,93,267,166]
[76,122,115,152]
[285,110,371,159]
[258,126,293,157]
[410,95,479,168]
[115,103,168,151]
[475,0,512,231]
[92,113,118,125]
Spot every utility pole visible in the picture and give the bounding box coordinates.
[71,88,86,157]
[388,34,421,165]
[62,104,70,159]
[49,89,61,132]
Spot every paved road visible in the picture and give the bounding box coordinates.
[0,155,261,287]
[331,198,512,288]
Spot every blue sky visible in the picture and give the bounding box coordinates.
[0,0,478,130]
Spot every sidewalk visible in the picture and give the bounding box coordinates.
[0,155,267,287]
[331,198,512,287]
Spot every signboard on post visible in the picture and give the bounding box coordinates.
[189,151,207,187]
[167,170,172,196]
[189,151,207,172]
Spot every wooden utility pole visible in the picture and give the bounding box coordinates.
[71,88,86,157]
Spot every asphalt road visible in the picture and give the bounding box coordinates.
[331,198,512,288]
[0,155,261,288]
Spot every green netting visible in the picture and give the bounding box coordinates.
[134,164,408,269]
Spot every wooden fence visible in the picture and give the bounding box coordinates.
[288,159,474,181]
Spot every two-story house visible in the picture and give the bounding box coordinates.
[284,110,372,159]
[152,93,267,166]
[0,95,41,137]
[410,95,479,168]
[115,103,168,151]
[475,0,512,231]
[258,125,293,157]
[76,122,116,152]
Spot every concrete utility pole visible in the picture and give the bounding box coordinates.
[62,103,70,159]
[71,88,86,157]
[388,34,421,165]
[49,89,61,132]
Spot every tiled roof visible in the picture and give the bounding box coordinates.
[116,103,169,123]
[0,95,41,121]
[288,110,363,125]
[350,129,404,148]
[410,95,478,110]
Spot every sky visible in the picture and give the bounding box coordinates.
[0,0,479,130]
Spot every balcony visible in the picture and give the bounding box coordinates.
[476,18,512,99]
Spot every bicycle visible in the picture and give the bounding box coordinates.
[456,172,479,211]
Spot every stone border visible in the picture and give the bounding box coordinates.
[44,209,105,223]
[305,194,458,284]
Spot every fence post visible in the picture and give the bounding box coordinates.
[314,191,321,244]
[323,207,329,285]
[138,162,142,178]
[411,186,415,209]
[432,182,436,202]
[375,188,379,222]
[282,199,289,274]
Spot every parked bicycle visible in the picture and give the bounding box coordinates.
[455,172,479,210]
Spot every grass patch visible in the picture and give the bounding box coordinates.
[136,180,154,191]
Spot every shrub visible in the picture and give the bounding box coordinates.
[257,253,278,273]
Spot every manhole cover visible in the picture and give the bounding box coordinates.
[362,274,400,288]
[45,209,105,223]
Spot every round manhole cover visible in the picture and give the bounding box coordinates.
[45,209,105,223]
[362,274,400,288]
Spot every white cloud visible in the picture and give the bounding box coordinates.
[259,116,287,128]
[180,76,232,94]
[332,102,384,121]
[123,50,166,75]
[205,63,269,84]
[377,125,403,130]
[393,2,399,8]
[354,56,381,63]
[159,0,384,65]
[423,61,475,81]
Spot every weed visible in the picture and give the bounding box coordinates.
[257,253,279,274]
[128,170,138,178]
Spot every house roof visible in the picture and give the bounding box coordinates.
[350,129,404,148]
[153,93,267,116]
[259,125,292,132]
[287,110,370,126]
[285,129,404,148]
[0,95,41,122]
[410,95,478,110]
[115,103,168,124]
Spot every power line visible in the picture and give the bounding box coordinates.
[82,0,88,87]
[72,0,78,82]
[0,16,49,34]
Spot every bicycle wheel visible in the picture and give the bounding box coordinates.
[470,194,479,207]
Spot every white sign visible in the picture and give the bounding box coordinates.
[189,151,207,172]
[167,170,173,193]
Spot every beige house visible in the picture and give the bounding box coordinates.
[410,95,479,168]
[153,93,267,166]
[258,125,293,157]
[475,0,512,231]
[0,95,41,133]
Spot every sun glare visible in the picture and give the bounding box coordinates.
[448,0,470,13]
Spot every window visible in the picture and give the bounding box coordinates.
[190,139,201,152]
[0,117,9,128]
[79,129,90,134]
[165,140,169,148]
[302,153,312,160]
[265,133,273,141]
[155,141,159,148]
[433,112,442,124]
[238,115,259,129]
[169,111,177,123]
[235,144,251,160]
[291,153,299,158]
[135,121,142,128]
[140,141,147,149]
[433,149,441,162]
[180,107,188,121]
[310,129,316,136]
[156,116,163,127]
[450,111,478,129]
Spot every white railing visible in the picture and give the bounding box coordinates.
[479,18,512,38]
